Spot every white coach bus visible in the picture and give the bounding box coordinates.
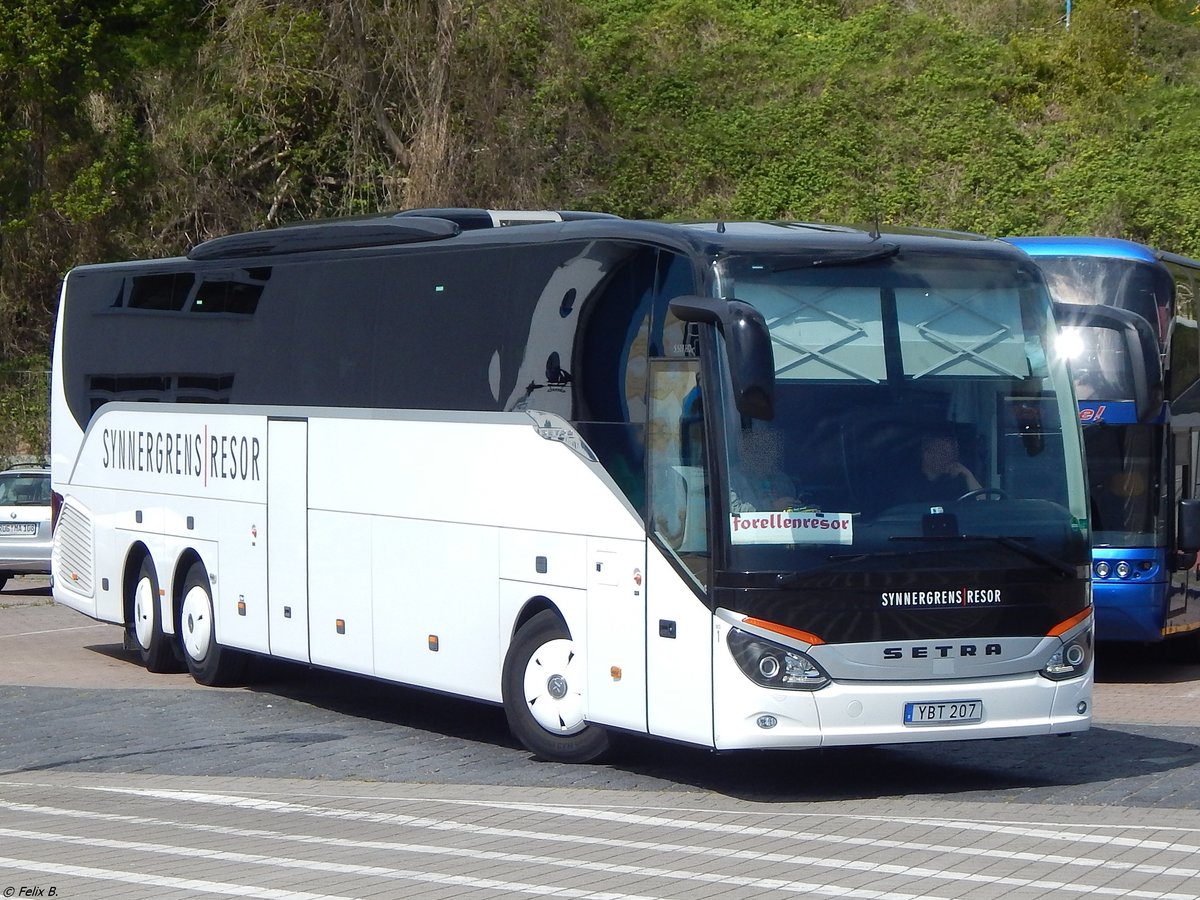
[51,210,1095,762]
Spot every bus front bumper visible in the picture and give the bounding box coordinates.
[713,670,1092,750]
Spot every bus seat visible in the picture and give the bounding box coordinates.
[670,465,708,553]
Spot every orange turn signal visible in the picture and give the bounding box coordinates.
[1047,609,1092,637]
[742,616,825,645]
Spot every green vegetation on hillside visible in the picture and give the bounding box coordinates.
[3,0,1200,456]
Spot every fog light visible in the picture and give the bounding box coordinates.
[1076,701,1088,715]
[757,715,778,729]
[1095,561,1110,578]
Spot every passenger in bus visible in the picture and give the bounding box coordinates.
[916,432,982,503]
[729,427,807,513]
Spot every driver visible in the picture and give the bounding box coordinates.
[918,432,982,503]
[729,426,807,513]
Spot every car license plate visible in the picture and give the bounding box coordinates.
[0,523,36,536]
[904,699,983,726]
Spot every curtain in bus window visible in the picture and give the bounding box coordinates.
[736,284,885,382]
[647,358,707,587]
[895,287,1027,379]
[650,252,698,360]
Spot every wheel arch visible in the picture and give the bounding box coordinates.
[503,592,590,681]
[509,595,569,642]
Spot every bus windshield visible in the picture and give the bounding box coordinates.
[1032,255,1172,341]
[713,251,1090,577]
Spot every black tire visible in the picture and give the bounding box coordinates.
[501,609,609,763]
[129,556,178,673]
[178,561,246,686]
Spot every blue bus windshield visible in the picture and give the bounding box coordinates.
[1029,254,1172,342]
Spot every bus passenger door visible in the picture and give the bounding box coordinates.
[267,418,310,662]
[644,357,715,746]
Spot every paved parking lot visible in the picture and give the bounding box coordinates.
[3,773,1199,900]
[3,576,1200,803]
[3,576,1200,897]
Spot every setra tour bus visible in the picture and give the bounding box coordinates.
[51,210,1094,762]
[1005,236,1200,645]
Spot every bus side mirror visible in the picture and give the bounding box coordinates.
[1053,302,1163,423]
[1179,499,1200,554]
[669,295,775,420]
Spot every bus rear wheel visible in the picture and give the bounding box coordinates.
[501,610,609,763]
[179,561,245,686]
[130,556,177,673]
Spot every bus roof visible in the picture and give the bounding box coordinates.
[63,212,1027,279]
[176,213,1015,266]
[1003,234,1195,265]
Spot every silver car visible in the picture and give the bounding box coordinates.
[0,465,52,590]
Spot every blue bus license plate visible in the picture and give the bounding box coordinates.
[904,700,983,726]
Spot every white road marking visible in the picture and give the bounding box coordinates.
[0,787,1197,898]
[81,786,1200,864]
[0,624,110,639]
[0,826,910,900]
[0,855,361,900]
[429,797,1200,855]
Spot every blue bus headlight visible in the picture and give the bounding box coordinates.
[1094,561,1110,578]
[1040,628,1093,681]
[1115,560,1132,579]
[727,627,830,690]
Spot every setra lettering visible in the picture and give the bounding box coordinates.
[883,643,1003,660]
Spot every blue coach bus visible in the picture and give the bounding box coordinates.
[1007,236,1200,644]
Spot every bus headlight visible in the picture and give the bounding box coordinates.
[1094,561,1110,578]
[727,627,830,690]
[1040,628,1093,681]
[1115,560,1132,579]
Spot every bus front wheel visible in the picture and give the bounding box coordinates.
[501,610,610,763]
[179,561,246,686]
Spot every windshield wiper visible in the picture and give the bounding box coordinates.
[889,534,1077,577]
[761,548,930,587]
[772,243,900,272]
